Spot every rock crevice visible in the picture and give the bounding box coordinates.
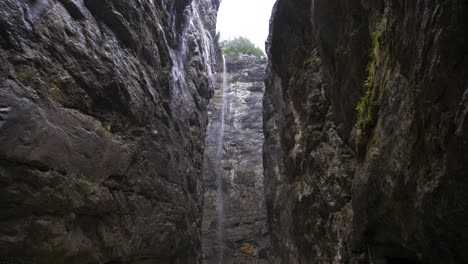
[203,54,270,264]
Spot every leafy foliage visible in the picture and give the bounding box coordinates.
[355,14,388,156]
[220,36,265,58]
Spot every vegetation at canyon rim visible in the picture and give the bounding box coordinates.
[219,35,265,58]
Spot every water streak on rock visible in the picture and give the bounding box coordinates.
[215,55,227,264]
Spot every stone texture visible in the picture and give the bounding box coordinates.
[352,1,468,263]
[0,0,219,263]
[202,54,270,264]
[264,0,468,263]
[263,1,356,263]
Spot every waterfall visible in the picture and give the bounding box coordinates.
[216,55,227,158]
[215,55,227,264]
[30,0,50,20]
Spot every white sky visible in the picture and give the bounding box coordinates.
[216,0,277,52]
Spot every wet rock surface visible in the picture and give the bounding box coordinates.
[202,54,270,264]
[0,0,219,263]
[264,0,468,263]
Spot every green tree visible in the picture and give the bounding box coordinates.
[220,36,265,58]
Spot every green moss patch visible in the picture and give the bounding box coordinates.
[356,15,388,156]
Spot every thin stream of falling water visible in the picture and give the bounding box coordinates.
[30,0,49,20]
[215,55,227,264]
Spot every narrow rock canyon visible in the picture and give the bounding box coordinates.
[0,0,467,264]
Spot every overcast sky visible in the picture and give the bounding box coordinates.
[216,0,277,52]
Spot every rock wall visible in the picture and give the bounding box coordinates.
[0,0,219,263]
[264,0,468,263]
[202,54,270,264]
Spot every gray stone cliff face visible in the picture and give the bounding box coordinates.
[202,54,270,264]
[264,0,468,263]
[0,0,219,263]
